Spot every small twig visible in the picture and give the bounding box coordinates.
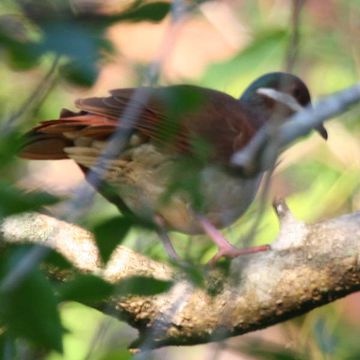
[83,1,189,357]
[3,55,60,132]
[284,0,305,72]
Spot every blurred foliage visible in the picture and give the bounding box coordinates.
[0,181,59,217]
[0,0,173,356]
[0,0,170,85]
[92,216,134,263]
[0,245,64,353]
[0,0,359,359]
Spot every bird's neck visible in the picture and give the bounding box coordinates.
[239,94,294,129]
[238,97,268,130]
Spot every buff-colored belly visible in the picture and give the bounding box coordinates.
[64,139,262,234]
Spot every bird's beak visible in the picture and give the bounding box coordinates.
[316,123,328,140]
[256,88,328,141]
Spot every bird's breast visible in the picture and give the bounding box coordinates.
[64,134,262,233]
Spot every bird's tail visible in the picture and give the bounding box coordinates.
[20,109,115,160]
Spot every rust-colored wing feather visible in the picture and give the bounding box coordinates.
[21,85,256,163]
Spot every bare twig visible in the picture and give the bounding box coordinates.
[284,0,305,72]
[83,1,189,357]
[4,55,60,132]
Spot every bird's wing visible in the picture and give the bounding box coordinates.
[21,85,254,162]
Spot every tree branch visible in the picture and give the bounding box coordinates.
[1,204,360,351]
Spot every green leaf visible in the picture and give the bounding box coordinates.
[0,181,59,218]
[314,317,338,355]
[61,60,99,87]
[115,276,173,296]
[202,29,288,87]
[98,349,132,360]
[0,20,40,70]
[110,2,171,23]
[0,131,22,169]
[43,249,74,271]
[0,333,15,360]
[172,261,205,288]
[1,244,73,272]
[0,251,63,352]
[92,216,133,263]
[58,274,113,304]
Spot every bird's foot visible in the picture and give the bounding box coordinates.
[196,215,270,265]
[208,243,271,266]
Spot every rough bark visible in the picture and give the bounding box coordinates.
[0,202,359,351]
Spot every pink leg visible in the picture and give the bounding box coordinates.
[197,216,270,265]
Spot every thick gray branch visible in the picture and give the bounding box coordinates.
[0,206,360,351]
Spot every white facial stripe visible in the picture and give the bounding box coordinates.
[256,88,304,112]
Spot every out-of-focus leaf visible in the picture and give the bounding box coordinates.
[33,19,106,86]
[157,85,205,144]
[314,317,338,355]
[115,276,173,296]
[163,157,204,211]
[0,333,15,359]
[0,247,63,352]
[202,30,288,88]
[0,31,39,70]
[22,1,170,26]
[0,181,59,218]
[58,274,113,304]
[172,261,205,288]
[92,216,133,263]
[1,1,169,84]
[240,342,305,360]
[61,60,99,87]
[36,21,98,59]
[0,244,72,273]
[43,249,74,271]
[0,131,22,168]
[109,2,171,23]
[99,349,132,360]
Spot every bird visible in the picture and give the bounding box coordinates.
[21,72,328,263]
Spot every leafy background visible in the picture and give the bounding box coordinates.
[0,0,360,359]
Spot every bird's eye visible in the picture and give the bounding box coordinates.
[293,87,301,98]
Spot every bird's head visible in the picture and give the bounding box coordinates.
[240,72,328,140]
